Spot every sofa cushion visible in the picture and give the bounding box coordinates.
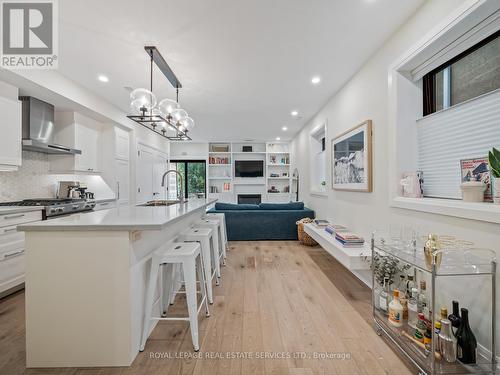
[214,202,260,210]
[258,202,305,210]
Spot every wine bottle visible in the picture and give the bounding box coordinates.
[448,301,461,331]
[456,308,477,364]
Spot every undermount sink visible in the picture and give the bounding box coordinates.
[139,200,186,207]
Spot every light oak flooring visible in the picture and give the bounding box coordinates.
[0,241,415,375]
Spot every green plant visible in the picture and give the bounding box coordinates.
[489,147,500,178]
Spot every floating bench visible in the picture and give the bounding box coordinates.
[304,223,372,287]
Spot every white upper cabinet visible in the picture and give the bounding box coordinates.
[49,112,102,173]
[0,86,22,171]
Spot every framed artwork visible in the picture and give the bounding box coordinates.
[332,120,373,192]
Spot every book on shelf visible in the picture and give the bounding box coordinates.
[335,232,365,248]
[209,156,230,165]
[324,224,349,235]
[313,219,329,227]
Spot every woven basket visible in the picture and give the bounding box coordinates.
[297,222,318,246]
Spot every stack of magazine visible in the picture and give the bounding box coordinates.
[335,232,365,248]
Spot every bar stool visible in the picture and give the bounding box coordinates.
[140,242,210,352]
[196,218,224,272]
[177,227,218,303]
[205,212,228,261]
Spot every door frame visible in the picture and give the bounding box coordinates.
[169,159,207,199]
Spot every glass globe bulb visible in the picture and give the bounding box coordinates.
[181,116,195,132]
[172,108,188,123]
[130,88,157,114]
[158,98,179,117]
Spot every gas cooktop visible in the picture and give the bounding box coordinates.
[0,198,96,219]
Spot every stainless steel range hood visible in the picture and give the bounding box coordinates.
[20,96,82,155]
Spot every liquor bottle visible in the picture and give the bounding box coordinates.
[407,288,419,329]
[448,301,461,331]
[439,319,457,363]
[440,307,448,320]
[456,308,477,364]
[388,290,403,328]
[415,313,427,342]
[379,277,389,314]
[405,274,415,297]
[417,281,427,313]
[397,276,408,320]
[424,328,432,353]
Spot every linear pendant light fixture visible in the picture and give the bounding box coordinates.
[127,46,193,141]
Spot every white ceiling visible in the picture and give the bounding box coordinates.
[57,0,424,142]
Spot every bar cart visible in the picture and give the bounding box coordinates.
[371,234,497,375]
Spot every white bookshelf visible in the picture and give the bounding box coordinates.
[207,141,295,203]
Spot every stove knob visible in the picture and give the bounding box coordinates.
[57,208,64,213]
[50,208,57,214]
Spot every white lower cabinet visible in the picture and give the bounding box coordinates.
[0,210,42,297]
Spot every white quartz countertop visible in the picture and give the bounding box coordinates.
[0,206,44,215]
[18,198,217,231]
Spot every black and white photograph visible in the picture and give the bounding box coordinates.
[332,120,372,192]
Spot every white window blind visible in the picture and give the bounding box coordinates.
[416,89,500,199]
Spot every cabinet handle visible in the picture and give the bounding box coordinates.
[2,227,17,233]
[4,249,24,259]
[117,182,120,200]
[3,214,25,220]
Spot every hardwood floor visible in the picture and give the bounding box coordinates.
[0,241,414,375]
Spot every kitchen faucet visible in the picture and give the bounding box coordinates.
[161,169,185,203]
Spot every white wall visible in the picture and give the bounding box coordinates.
[291,0,500,359]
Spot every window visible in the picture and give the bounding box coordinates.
[168,160,206,199]
[423,30,500,116]
[309,123,327,193]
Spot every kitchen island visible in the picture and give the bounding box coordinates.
[18,198,217,368]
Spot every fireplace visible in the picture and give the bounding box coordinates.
[237,194,261,204]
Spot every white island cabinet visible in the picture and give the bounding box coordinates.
[18,199,216,368]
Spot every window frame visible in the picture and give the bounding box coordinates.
[422,29,500,116]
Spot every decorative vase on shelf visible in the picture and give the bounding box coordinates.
[493,177,500,204]
[460,181,486,202]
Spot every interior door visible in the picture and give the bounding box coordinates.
[136,147,154,204]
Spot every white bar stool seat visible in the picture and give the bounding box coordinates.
[195,218,224,273]
[140,242,210,352]
[177,227,217,303]
[205,212,228,261]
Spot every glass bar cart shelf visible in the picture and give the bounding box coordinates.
[371,235,497,375]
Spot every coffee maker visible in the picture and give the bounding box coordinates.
[58,181,81,199]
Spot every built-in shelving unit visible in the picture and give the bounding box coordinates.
[207,141,294,203]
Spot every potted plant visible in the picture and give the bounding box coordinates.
[488,147,500,204]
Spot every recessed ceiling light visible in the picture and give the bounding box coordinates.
[98,75,109,83]
[276,137,281,141]
[282,126,288,131]
[291,110,298,117]
[311,76,321,85]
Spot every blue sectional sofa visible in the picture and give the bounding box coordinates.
[206,202,314,241]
